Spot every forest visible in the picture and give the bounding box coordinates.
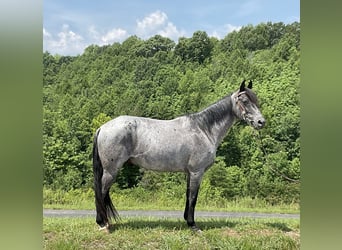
[43,21,300,204]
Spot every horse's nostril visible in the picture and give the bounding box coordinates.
[258,119,265,127]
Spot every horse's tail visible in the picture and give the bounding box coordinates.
[93,128,119,227]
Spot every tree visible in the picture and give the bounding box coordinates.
[136,35,175,57]
[175,31,213,64]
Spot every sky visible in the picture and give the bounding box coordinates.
[43,0,300,56]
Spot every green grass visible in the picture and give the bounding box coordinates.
[43,217,300,249]
[43,188,300,249]
[43,188,300,214]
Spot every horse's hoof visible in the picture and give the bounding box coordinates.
[98,223,110,233]
[190,225,203,234]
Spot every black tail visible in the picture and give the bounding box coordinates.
[93,128,119,227]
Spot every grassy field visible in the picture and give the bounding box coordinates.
[43,216,300,249]
[44,188,300,249]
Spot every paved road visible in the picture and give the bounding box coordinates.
[43,209,299,219]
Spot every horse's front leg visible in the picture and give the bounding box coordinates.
[184,171,203,232]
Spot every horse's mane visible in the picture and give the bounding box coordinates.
[187,87,259,133]
[188,94,234,133]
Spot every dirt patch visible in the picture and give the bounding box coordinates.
[222,228,300,239]
[222,228,241,238]
[285,231,300,239]
[44,232,57,241]
[82,239,108,249]
[253,229,275,237]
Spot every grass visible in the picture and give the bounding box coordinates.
[43,216,300,249]
[43,187,300,214]
[44,188,300,249]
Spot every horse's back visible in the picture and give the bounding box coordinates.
[97,115,178,158]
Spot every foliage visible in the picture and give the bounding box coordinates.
[43,22,300,204]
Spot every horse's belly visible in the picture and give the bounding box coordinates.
[130,149,187,172]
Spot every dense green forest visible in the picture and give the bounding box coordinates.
[43,21,300,204]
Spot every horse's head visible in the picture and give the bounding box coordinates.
[232,80,265,130]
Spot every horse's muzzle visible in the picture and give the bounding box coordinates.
[255,117,266,129]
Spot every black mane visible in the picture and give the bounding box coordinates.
[188,94,234,133]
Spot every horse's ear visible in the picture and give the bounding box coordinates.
[239,80,246,92]
[248,80,253,89]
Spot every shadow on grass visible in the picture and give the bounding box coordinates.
[108,218,239,233]
[266,222,293,232]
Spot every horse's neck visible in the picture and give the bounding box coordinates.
[191,95,236,147]
[209,111,236,147]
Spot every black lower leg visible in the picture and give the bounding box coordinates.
[186,200,195,226]
[96,214,106,227]
[97,171,114,227]
[184,202,189,221]
[185,190,200,230]
[184,172,202,231]
[184,177,190,221]
[95,199,108,227]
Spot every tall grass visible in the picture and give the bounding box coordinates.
[43,186,299,213]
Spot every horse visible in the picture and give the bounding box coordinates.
[92,80,265,232]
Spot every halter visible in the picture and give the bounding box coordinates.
[233,89,265,130]
[234,91,248,121]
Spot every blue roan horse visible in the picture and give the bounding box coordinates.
[93,80,265,232]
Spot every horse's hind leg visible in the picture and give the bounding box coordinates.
[98,169,115,230]
[99,156,128,231]
[101,169,116,197]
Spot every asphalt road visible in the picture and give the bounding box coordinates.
[43,209,299,219]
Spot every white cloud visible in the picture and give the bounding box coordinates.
[43,19,239,56]
[101,28,128,44]
[158,22,186,40]
[57,24,83,47]
[47,10,244,55]
[135,10,184,40]
[88,25,100,40]
[88,26,129,45]
[43,24,129,55]
[43,24,86,55]
[225,24,242,33]
[136,10,167,34]
[43,11,186,55]
[209,24,241,39]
